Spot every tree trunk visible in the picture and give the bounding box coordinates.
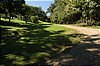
[90,14,92,26]
[9,14,11,22]
[5,14,7,20]
[24,16,28,23]
[0,14,1,20]
[9,17,11,23]
[86,17,88,25]
[26,20,27,23]
[8,13,11,22]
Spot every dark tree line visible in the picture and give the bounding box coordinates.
[0,0,25,22]
[47,0,100,26]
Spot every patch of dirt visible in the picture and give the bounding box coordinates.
[65,31,76,34]
[46,25,100,66]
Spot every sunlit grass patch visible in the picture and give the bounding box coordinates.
[0,19,84,65]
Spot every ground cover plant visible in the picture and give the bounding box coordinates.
[0,18,84,65]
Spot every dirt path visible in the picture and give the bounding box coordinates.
[46,25,100,66]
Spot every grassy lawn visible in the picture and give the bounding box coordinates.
[66,23,100,29]
[0,18,84,65]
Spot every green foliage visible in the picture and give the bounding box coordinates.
[30,16,38,23]
[47,0,100,25]
[0,0,47,23]
[0,19,84,65]
[0,0,25,22]
[95,22,100,26]
[18,5,47,23]
[45,18,51,22]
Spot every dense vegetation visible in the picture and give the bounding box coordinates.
[0,0,50,23]
[47,0,100,25]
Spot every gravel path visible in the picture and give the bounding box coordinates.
[46,25,100,66]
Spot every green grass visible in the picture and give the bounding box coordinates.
[66,23,100,29]
[0,18,84,65]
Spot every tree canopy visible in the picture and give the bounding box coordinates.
[0,0,25,22]
[47,0,100,25]
[0,0,48,23]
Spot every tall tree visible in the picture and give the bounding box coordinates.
[18,5,46,23]
[0,0,25,22]
[47,0,100,25]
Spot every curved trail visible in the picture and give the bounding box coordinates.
[59,25,99,35]
[46,25,100,66]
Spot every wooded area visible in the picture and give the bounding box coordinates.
[47,0,100,26]
[0,0,100,26]
[0,0,49,23]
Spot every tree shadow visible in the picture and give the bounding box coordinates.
[0,20,21,27]
[0,20,73,66]
[0,20,85,65]
[47,33,100,66]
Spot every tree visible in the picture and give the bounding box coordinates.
[18,4,47,23]
[47,0,67,24]
[0,0,25,22]
[47,0,100,25]
[21,4,33,23]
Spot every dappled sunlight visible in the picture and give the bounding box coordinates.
[86,48,100,51]
[0,25,27,31]
[59,46,73,53]
[98,53,100,55]
[46,32,100,65]
[1,19,84,65]
[3,54,27,65]
[62,58,74,62]
[1,0,100,65]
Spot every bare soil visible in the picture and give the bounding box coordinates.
[46,25,100,66]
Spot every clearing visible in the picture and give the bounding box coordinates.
[0,19,84,65]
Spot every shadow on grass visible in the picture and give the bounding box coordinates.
[0,20,84,65]
[0,20,21,27]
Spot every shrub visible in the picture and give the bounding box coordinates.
[45,18,51,22]
[75,20,82,24]
[31,16,38,23]
[95,22,100,26]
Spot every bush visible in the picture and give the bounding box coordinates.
[45,18,51,22]
[89,21,100,26]
[75,19,83,24]
[31,16,38,23]
[95,22,100,26]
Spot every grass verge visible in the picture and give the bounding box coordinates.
[0,18,84,65]
[66,23,100,29]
